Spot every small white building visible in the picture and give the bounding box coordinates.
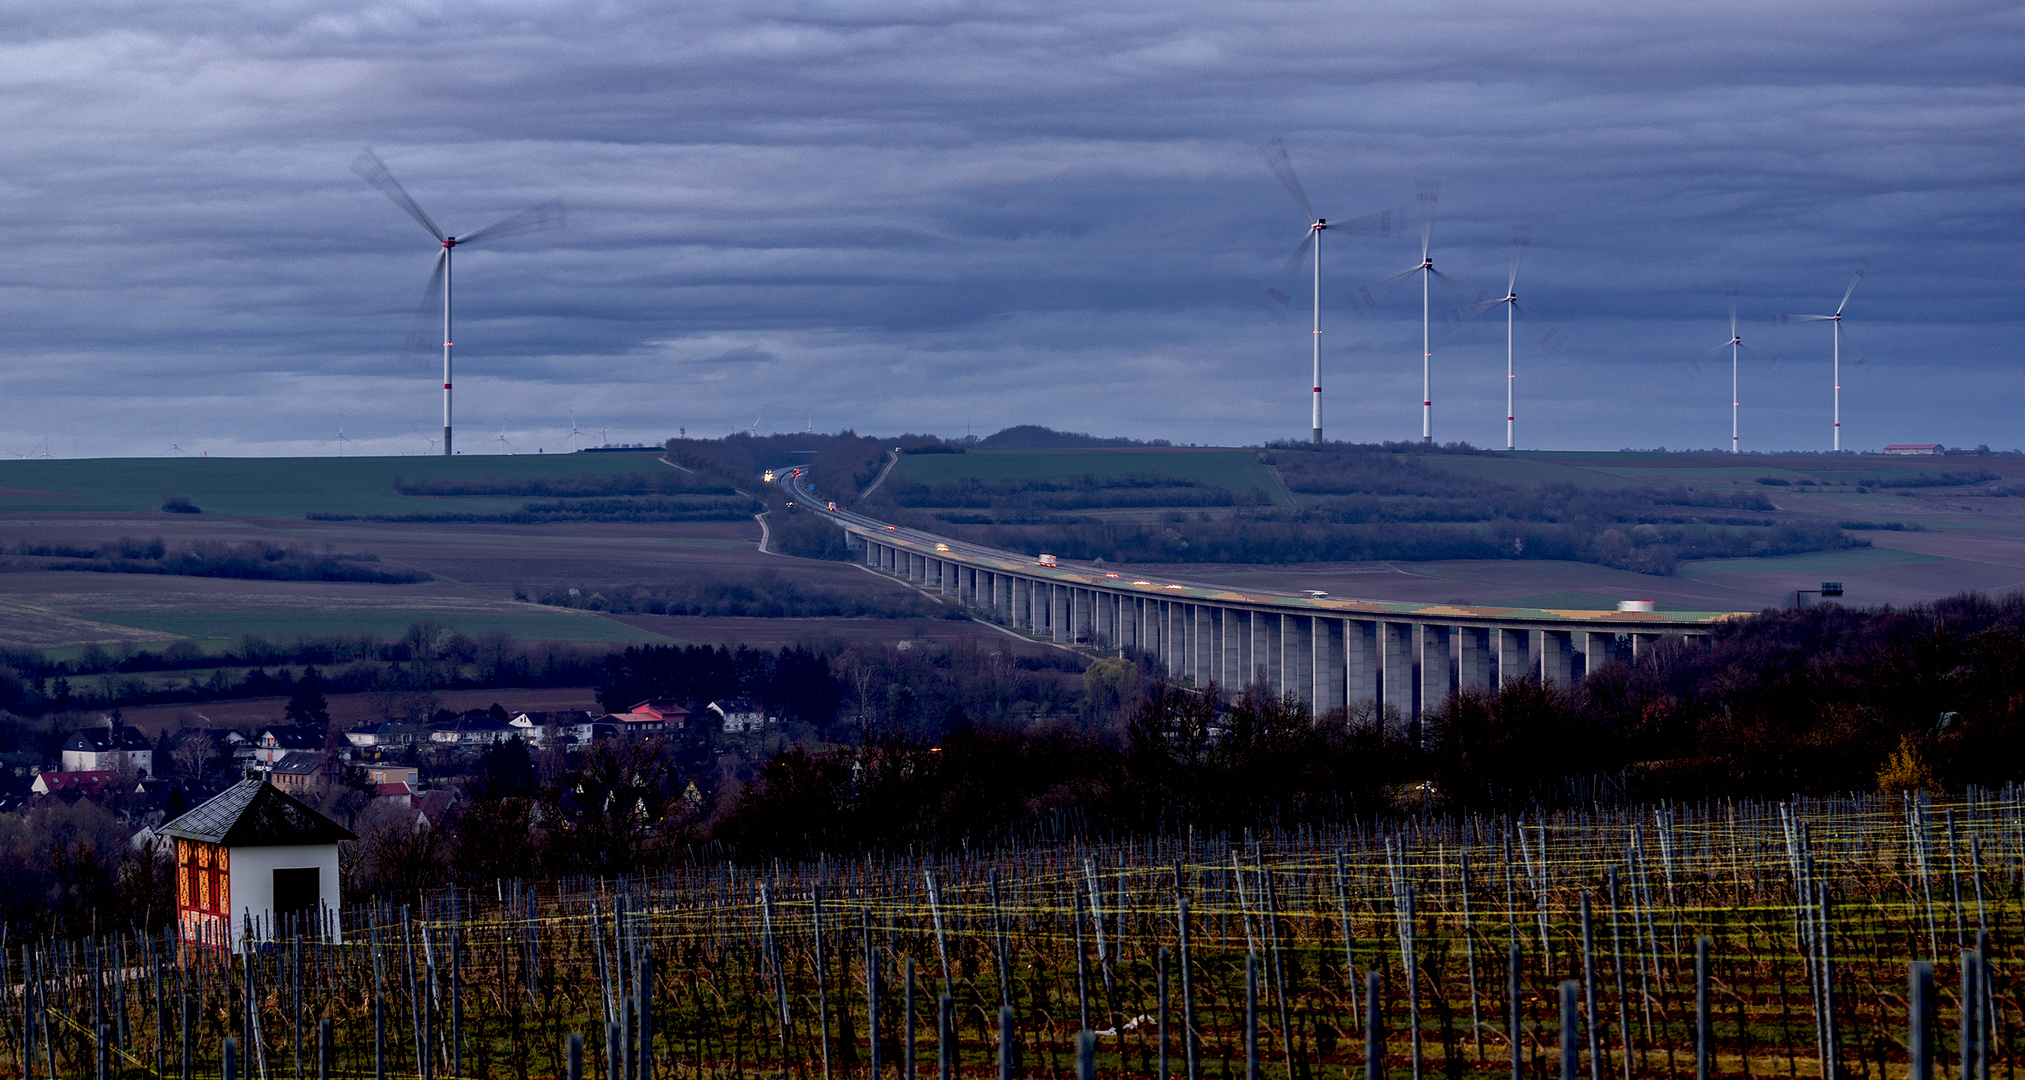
[707,699,768,734]
[161,778,355,949]
[61,722,153,776]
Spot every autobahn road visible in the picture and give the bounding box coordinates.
[777,466,1748,627]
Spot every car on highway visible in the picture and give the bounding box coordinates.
[935,543,950,552]
[1038,554,1058,567]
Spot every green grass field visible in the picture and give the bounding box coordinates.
[1674,546,1944,578]
[892,448,1296,505]
[0,450,672,517]
[84,609,672,649]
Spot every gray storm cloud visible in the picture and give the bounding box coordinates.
[0,0,2017,456]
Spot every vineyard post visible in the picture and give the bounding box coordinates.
[1606,869,1629,1080]
[1338,852,1363,1033]
[814,886,830,1080]
[1366,971,1382,1080]
[999,1006,1014,1080]
[224,1036,238,1080]
[906,958,917,1080]
[569,1032,583,1080]
[1962,951,1982,1080]
[319,1017,332,1080]
[1180,896,1199,1080]
[1462,853,1478,1058]
[1695,937,1710,1080]
[639,953,654,1080]
[868,942,882,1080]
[1509,942,1523,1080]
[1580,892,1600,1080]
[1078,1030,1096,1080]
[1912,962,1933,1080]
[1159,946,1170,1080]
[938,992,953,1080]
[1246,951,1259,1080]
[1560,981,1578,1080]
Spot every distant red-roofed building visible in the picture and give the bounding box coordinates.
[374,781,414,807]
[611,698,688,734]
[31,769,119,796]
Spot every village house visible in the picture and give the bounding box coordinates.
[252,725,327,769]
[343,721,426,749]
[31,769,119,797]
[267,752,325,796]
[510,710,600,746]
[62,722,154,775]
[611,699,688,736]
[707,699,768,734]
[162,779,355,948]
[428,715,518,747]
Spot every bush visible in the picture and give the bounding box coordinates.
[160,496,200,514]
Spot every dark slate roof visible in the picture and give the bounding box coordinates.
[260,726,325,750]
[64,726,150,753]
[269,752,323,777]
[161,779,356,846]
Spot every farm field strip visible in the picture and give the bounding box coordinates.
[16,791,2021,1080]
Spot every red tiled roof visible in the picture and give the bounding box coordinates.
[33,769,118,794]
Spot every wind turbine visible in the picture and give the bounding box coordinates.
[352,148,565,458]
[495,422,514,455]
[1779,260,1868,451]
[1697,288,1747,454]
[335,417,355,457]
[567,408,586,452]
[1258,138,1405,443]
[1355,179,1460,442]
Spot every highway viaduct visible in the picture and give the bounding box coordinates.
[783,472,1749,720]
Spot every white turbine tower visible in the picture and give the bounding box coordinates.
[1779,260,1869,451]
[567,408,586,452]
[1494,232,1527,450]
[1258,138,1404,444]
[1356,180,1460,442]
[1696,288,1746,454]
[352,149,564,457]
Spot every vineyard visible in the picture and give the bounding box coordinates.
[7,790,2015,1080]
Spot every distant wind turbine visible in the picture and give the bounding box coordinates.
[335,417,355,458]
[1354,179,1463,443]
[495,422,514,455]
[352,148,565,458]
[567,408,586,452]
[1258,138,1406,444]
[1778,260,1869,451]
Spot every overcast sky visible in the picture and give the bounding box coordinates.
[0,0,2019,458]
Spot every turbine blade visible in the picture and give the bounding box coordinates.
[1415,178,1439,258]
[1427,265,1473,298]
[1696,341,1732,364]
[457,198,567,247]
[1724,283,1739,337]
[1276,231,1317,282]
[1508,228,1529,294]
[351,148,445,242]
[1258,138,1315,224]
[1837,322,1862,359]
[1350,264,1421,312]
[1466,289,1499,316]
[1325,205,1415,239]
[402,249,449,357]
[1835,258,1869,315]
